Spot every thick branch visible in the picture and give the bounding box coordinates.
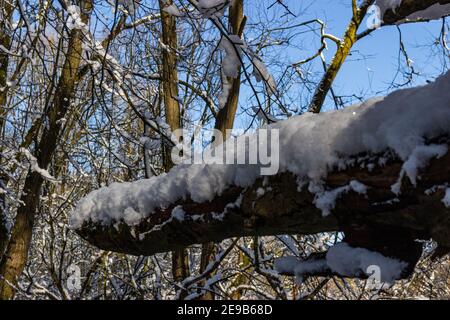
[308,1,373,113]
[76,141,450,258]
[382,0,450,25]
[0,0,93,300]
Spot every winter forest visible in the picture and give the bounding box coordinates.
[0,0,449,301]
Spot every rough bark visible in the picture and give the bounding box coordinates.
[159,0,181,137]
[213,0,245,139]
[308,1,373,113]
[0,0,14,262]
[0,0,13,123]
[158,0,190,296]
[195,0,246,300]
[0,0,54,278]
[0,1,92,299]
[76,140,450,276]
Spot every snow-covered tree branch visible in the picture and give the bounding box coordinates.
[73,71,450,282]
[0,0,449,300]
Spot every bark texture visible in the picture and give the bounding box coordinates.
[213,0,245,139]
[0,1,92,299]
[197,0,246,300]
[76,140,450,275]
[0,0,14,262]
[158,0,190,296]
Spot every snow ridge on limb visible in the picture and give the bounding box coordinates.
[275,243,408,284]
[70,70,450,229]
[72,71,450,279]
[74,145,450,267]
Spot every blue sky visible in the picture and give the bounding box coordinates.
[87,1,447,116]
[315,2,442,85]
[298,1,447,90]
[63,0,447,127]
[241,0,449,115]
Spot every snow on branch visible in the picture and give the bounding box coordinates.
[72,71,450,279]
[73,139,450,277]
[378,0,450,25]
[71,70,450,228]
[20,148,60,183]
[275,242,409,284]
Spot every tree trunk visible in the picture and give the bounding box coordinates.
[0,0,14,262]
[158,0,190,298]
[308,1,372,113]
[213,0,245,139]
[0,1,92,299]
[159,0,181,136]
[198,0,246,299]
